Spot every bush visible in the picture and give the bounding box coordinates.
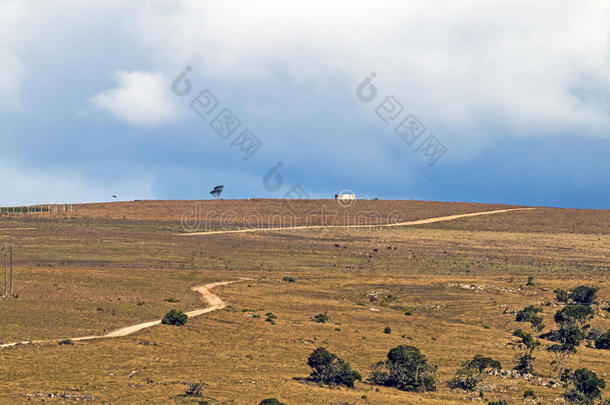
[307,347,360,388]
[526,276,535,286]
[594,330,610,349]
[449,355,501,391]
[258,399,285,405]
[564,368,606,404]
[515,305,544,330]
[164,297,180,303]
[282,276,295,283]
[383,326,392,334]
[161,309,187,326]
[523,389,536,399]
[185,382,204,397]
[569,286,599,305]
[488,401,508,405]
[369,345,437,392]
[313,313,330,323]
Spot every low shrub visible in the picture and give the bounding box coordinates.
[313,313,331,323]
[161,309,187,326]
[594,330,610,350]
[258,399,285,405]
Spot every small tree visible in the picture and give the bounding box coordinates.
[307,347,361,388]
[162,309,187,326]
[369,345,437,392]
[449,355,501,391]
[513,329,540,375]
[569,286,599,305]
[548,344,577,379]
[554,305,594,330]
[564,368,606,404]
[594,330,610,350]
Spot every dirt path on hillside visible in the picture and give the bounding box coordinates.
[0,278,250,348]
[178,207,535,236]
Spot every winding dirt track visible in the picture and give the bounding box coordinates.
[0,279,250,348]
[178,207,535,236]
[1,208,534,348]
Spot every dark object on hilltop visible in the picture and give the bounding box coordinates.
[307,347,361,388]
[258,399,285,405]
[282,276,296,282]
[210,185,224,199]
[162,309,187,326]
[369,345,437,392]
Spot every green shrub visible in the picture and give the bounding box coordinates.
[523,389,536,399]
[515,305,544,330]
[564,368,606,404]
[449,355,501,391]
[164,297,180,303]
[594,330,610,349]
[307,347,360,388]
[185,382,204,397]
[569,286,599,305]
[161,309,187,326]
[313,313,330,323]
[554,305,594,329]
[258,399,285,405]
[383,326,392,334]
[555,288,569,303]
[282,276,295,282]
[369,345,437,392]
[488,401,508,405]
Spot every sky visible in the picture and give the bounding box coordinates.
[1,0,609,208]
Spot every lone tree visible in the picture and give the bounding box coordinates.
[564,368,606,404]
[307,347,361,388]
[369,345,437,392]
[449,355,502,391]
[161,309,187,326]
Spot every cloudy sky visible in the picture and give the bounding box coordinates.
[1,0,609,208]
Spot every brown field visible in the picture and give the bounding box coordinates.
[0,199,608,404]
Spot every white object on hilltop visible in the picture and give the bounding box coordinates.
[335,193,355,200]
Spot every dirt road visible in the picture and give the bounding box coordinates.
[178,207,535,236]
[0,278,249,348]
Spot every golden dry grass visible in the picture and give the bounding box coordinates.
[0,200,608,404]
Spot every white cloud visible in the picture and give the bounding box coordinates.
[91,70,178,127]
[135,0,610,137]
[0,163,156,206]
